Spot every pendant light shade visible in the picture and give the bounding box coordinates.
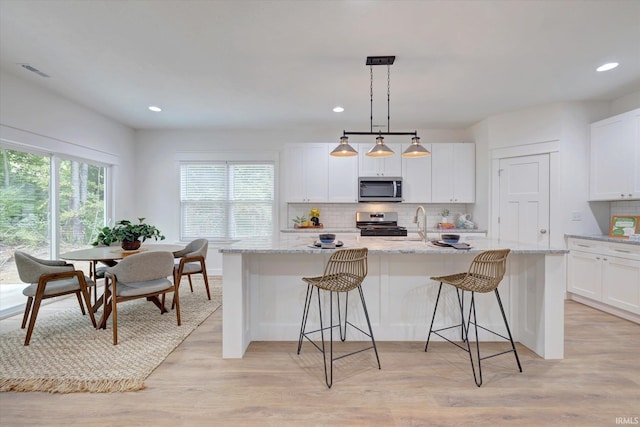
[330,136,358,157]
[366,136,394,157]
[402,136,431,158]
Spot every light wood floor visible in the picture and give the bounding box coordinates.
[0,287,638,427]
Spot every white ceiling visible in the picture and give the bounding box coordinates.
[1,0,639,131]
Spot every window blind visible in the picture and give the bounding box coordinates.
[180,162,274,241]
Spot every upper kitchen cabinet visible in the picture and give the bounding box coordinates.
[401,143,432,203]
[357,143,402,177]
[431,143,475,203]
[282,144,328,203]
[328,150,359,203]
[589,108,640,201]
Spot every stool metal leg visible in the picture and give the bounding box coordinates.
[358,285,381,370]
[494,288,522,373]
[297,283,314,354]
[425,282,443,352]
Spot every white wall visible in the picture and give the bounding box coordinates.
[0,70,136,219]
[610,90,640,116]
[469,96,640,246]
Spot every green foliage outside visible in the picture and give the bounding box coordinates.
[0,148,105,251]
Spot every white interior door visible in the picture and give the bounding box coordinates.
[498,154,550,246]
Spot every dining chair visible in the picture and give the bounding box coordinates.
[104,251,179,345]
[172,238,210,307]
[297,248,381,388]
[425,249,522,386]
[14,251,97,346]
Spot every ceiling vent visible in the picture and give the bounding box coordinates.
[20,64,50,78]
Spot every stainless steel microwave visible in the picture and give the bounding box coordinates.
[358,177,403,202]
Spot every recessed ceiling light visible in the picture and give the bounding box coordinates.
[333,106,344,113]
[596,62,619,72]
[148,106,162,112]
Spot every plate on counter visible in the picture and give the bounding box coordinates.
[311,240,344,248]
[430,240,472,250]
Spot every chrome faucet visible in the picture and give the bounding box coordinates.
[414,205,427,243]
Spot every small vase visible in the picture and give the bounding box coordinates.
[121,240,141,251]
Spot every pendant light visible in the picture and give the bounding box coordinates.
[331,56,422,158]
[402,136,431,158]
[330,136,358,157]
[367,135,394,157]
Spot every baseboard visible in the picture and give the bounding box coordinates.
[567,293,640,324]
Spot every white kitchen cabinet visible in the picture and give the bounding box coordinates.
[567,238,640,321]
[401,142,432,203]
[357,143,402,177]
[431,143,475,203]
[282,144,328,203]
[328,151,359,202]
[603,255,640,314]
[567,247,602,300]
[589,108,640,201]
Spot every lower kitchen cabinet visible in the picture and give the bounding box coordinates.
[567,237,640,322]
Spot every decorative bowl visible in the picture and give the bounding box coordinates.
[441,234,460,244]
[319,233,336,244]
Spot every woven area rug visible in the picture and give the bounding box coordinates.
[0,278,221,393]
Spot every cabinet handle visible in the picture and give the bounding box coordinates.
[540,229,547,234]
[629,194,633,197]
[577,244,590,248]
[603,258,608,261]
[596,257,600,260]
[621,194,625,197]
[613,249,631,253]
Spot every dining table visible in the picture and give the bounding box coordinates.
[61,243,184,328]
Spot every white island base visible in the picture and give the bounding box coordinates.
[222,237,566,360]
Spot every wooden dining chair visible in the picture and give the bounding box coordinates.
[14,251,97,345]
[171,238,210,308]
[103,251,179,345]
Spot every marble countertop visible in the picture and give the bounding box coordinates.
[566,234,640,246]
[281,227,487,234]
[219,234,567,255]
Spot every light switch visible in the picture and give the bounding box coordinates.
[571,211,582,221]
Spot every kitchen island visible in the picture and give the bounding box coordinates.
[220,234,567,360]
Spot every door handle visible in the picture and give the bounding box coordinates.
[540,229,547,234]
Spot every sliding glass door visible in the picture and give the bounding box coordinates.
[0,147,107,317]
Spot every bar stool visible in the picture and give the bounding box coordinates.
[297,248,381,388]
[425,249,522,386]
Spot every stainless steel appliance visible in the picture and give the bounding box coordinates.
[356,211,407,236]
[358,177,403,202]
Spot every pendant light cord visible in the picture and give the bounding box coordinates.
[369,65,373,133]
[387,64,391,132]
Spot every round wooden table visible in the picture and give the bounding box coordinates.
[61,243,184,263]
[61,243,184,328]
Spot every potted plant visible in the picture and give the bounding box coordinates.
[92,217,165,250]
[440,208,450,223]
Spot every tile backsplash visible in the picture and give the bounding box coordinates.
[286,203,474,230]
[610,200,640,216]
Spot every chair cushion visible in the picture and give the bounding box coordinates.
[95,266,107,278]
[175,261,202,275]
[22,276,95,297]
[113,278,173,297]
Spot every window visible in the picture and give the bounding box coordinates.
[180,162,274,241]
[0,147,107,317]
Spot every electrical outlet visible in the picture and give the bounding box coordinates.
[571,211,582,221]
